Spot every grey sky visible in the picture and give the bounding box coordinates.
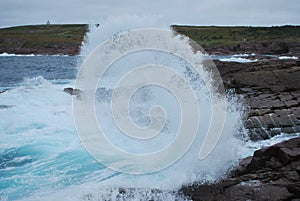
[1,0,299,28]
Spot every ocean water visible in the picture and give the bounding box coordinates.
[0,57,242,201]
[1,23,299,201]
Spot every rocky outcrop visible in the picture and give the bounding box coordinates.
[0,43,82,56]
[208,40,300,57]
[63,87,81,96]
[0,105,15,109]
[181,137,300,201]
[214,59,300,140]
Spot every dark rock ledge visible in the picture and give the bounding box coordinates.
[215,59,300,140]
[180,59,300,201]
[181,137,300,201]
[63,87,81,96]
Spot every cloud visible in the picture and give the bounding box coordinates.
[0,0,299,27]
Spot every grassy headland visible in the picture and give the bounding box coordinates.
[0,24,88,55]
[172,25,300,55]
[0,24,300,55]
[172,25,300,48]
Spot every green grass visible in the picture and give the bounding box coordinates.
[0,24,88,50]
[1,24,300,54]
[171,25,300,48]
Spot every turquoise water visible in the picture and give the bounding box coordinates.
[0,56,110,200]
[0,54,240,200]
[0,53,298,201]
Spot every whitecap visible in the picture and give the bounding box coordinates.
[219,57,257,63]
[278,56,298,60]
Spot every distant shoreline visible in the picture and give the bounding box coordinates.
[0,24,88,56]
[0,24,300,56]
[172,25,300,56]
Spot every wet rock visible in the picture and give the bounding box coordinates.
[0,89,9,94]
[206,40,300,56]
[281,127,296,133]
[248,130,264,141]
[285,100,299,107]
[245,138,300,172]
[214,59,300,139]
[249,109,271,116]
[119,188,126,194]
[63,87,81,96]
[224,183,292,201]
[269,128,281,137]
[234,156,252,174]
[181,137,300,201]
[260,114,277,128]
[0,105,15,109]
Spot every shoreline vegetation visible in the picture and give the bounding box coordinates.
[1,24,300,56]
[172,25,300,56]
[1,24,300,200]
[0,24,88,55]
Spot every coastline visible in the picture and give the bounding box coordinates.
[0,24,88,56]
[1,24,300,57]
[181,136,300,200]
[1,24,300,200]
[215,59,300,140]
[179,57,300,200]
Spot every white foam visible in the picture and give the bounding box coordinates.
[278,56,298,60]
[0,52,71,57]
[0,76,75,151]
[19,184,190,201]
[239,133,300,158]
[0,52,36,57]
[18,18,249,200]
[80,15,166,58]
[219,57,257,63]
[75,17,247,188]
[0,18,247,200]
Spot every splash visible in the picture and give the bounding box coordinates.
[80,15,166,57]
[0,16,248,201]
[75,16,246,188]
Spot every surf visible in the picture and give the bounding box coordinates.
[0,16,280,201]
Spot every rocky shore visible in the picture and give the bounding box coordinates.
[214,59,300,140]
[0,42,82,56]
[179,57,300,200]
[1,24,299,200]
[207,40,300,57]
[181,137,300,200]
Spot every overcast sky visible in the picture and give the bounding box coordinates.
[1,0,299,28]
